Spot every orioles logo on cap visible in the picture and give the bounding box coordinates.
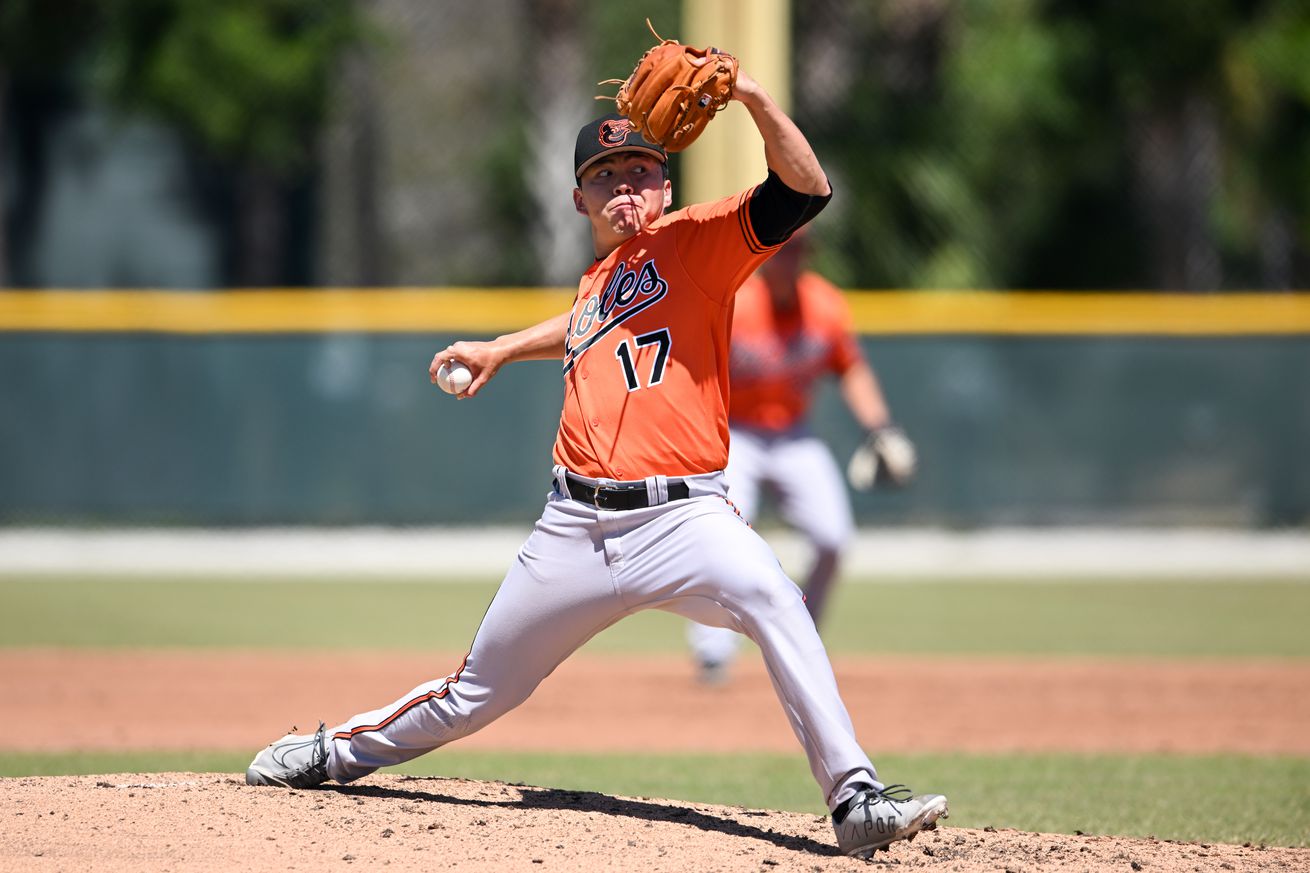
[599,118,632,146]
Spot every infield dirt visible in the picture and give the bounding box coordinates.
[4,773,1307,872]
[5,650,1308,755]
[2,650,1308,871]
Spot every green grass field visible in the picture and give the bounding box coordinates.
[2,574,1307,846]
[3,575,1308,657]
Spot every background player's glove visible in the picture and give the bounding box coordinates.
[601,19,738,153]
[847,425,918,491]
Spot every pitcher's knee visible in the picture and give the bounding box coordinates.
[716,564,805,615]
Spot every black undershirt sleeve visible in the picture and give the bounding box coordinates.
[747,170,833,247]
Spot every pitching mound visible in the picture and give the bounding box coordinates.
[3,774,1304,872]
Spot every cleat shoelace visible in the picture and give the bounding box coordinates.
[873,784,913,802]
[308,722,328,776]
[863,784,910,826]
[274,722,328,784]
[837,783,915,827]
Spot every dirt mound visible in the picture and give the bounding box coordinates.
[2,773,1304,873]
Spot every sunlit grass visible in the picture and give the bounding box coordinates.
[3,749,1305,847]
[1,575,1307,658]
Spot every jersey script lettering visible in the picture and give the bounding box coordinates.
[563,259,668,373]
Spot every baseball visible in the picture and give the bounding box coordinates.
[436,360,473,395]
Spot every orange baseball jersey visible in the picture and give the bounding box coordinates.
[727,270,863,432]
[552,189,781,479]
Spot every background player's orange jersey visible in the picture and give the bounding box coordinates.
[727,271,863,432]
[553,188,780,479]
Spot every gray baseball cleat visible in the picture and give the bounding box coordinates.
[832,784,949,858]
[245,722,330,788]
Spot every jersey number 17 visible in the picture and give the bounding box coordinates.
[614,328,671,392]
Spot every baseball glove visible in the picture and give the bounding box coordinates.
[600,19,738,152]
[847,426,918,491]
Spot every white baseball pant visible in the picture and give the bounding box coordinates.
[689,426,855,667]
[325,467,879,810]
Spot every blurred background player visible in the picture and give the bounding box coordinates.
[688,230,917,684]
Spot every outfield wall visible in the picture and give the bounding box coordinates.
[1,291,1308,527]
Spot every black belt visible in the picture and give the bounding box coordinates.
[562,474,691,511]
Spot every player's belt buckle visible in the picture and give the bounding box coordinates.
[592,482,640,511]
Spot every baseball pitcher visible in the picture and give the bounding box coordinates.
[244,37,946,858]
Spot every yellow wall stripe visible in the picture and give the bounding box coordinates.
[0,289,574,335]
[845,291,1310,335]
[1,289,1309,335]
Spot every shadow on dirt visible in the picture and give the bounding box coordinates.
[331,775,840,857]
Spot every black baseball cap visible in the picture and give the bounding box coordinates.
[574,114,667,181]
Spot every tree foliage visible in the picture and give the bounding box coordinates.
[93,0,364,171]
[804,0,1310,290]
[5,0,1308,289]
[0,0,101,81]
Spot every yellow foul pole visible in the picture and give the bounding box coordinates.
[682,0,790,206]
